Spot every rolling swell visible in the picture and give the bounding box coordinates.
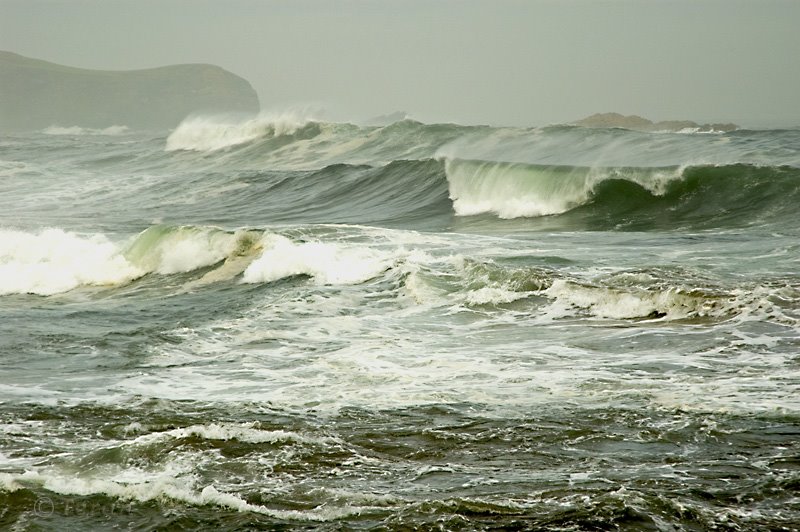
[159,114,800,231]
[581,163,800,230]
[445,158,800,230]
[212,159,452,229]
[163,157,799,232]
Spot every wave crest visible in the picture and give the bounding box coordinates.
[443,158,800,229]
[444,158,680,218]
[165,110,322,152]
[0,228,142,296]
[0,225,264,296]
[242,234,392,285]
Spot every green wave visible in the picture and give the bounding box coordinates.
[443,158,800,230]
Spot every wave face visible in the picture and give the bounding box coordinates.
[444,158,800,229]
[3,116,800,530]
[444,158,681,218]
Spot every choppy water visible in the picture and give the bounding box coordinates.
[1,115,799,530]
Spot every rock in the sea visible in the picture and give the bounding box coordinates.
[572,112,737,132]
[0,51,260,132]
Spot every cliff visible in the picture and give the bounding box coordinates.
[573,112,738,133]
[0,51,260,132]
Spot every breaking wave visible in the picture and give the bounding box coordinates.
[0,228,141,296]
[443,158,800,228]
[0,225,399,296]
[1,470,375,522]
[0,226,260,295]
[241,233,392,285]
[444,158,680,218]
[165,111,323,152]
[3,159,797,297]
[406,258,798,324]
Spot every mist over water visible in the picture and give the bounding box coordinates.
[2,113,800,529]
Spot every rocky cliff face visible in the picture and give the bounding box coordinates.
[0,51,260,132]
[573,112,738,132]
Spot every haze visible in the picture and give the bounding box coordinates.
[2,0,798,128]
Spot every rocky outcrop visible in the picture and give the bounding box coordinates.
[0,51,260,132]
[573,112,737,132]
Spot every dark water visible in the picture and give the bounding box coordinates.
[1,116,799,530]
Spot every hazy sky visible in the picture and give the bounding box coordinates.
[2,0,798,127]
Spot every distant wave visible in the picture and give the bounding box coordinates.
[163,112,484,165]
[165,111,324,151]
[12,116,797,239]
[163,113,800,176]
[43,125,129,135]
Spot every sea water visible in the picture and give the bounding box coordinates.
[1,115,799,529]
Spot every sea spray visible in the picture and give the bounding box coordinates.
[165,110,322,152]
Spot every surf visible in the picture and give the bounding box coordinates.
[442,158,800,229]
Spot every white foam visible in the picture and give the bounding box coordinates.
[242,234,391,285]
[122,422,145,435]
[127,227,241,275]
[0,226,266,296]
[129,423,338,447]
[542,279,718,320]
[0,228,142,295]
[0,472,22,492]
[464,287,529,306]
[165,110,318,152]
[5,470,377,521]
[7,224,792,419]
[403,271,445,304]
[445,159,590,218]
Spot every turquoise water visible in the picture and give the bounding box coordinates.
[1,117,799,529]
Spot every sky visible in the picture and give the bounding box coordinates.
[1,0,799,127]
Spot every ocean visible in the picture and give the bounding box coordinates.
[1,114,799,530]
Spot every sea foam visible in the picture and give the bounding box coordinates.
[129,422,338,447]
[0,228,142,295]
[242,234,391,285]
[0,225,264,296]
[3,470,372,522]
